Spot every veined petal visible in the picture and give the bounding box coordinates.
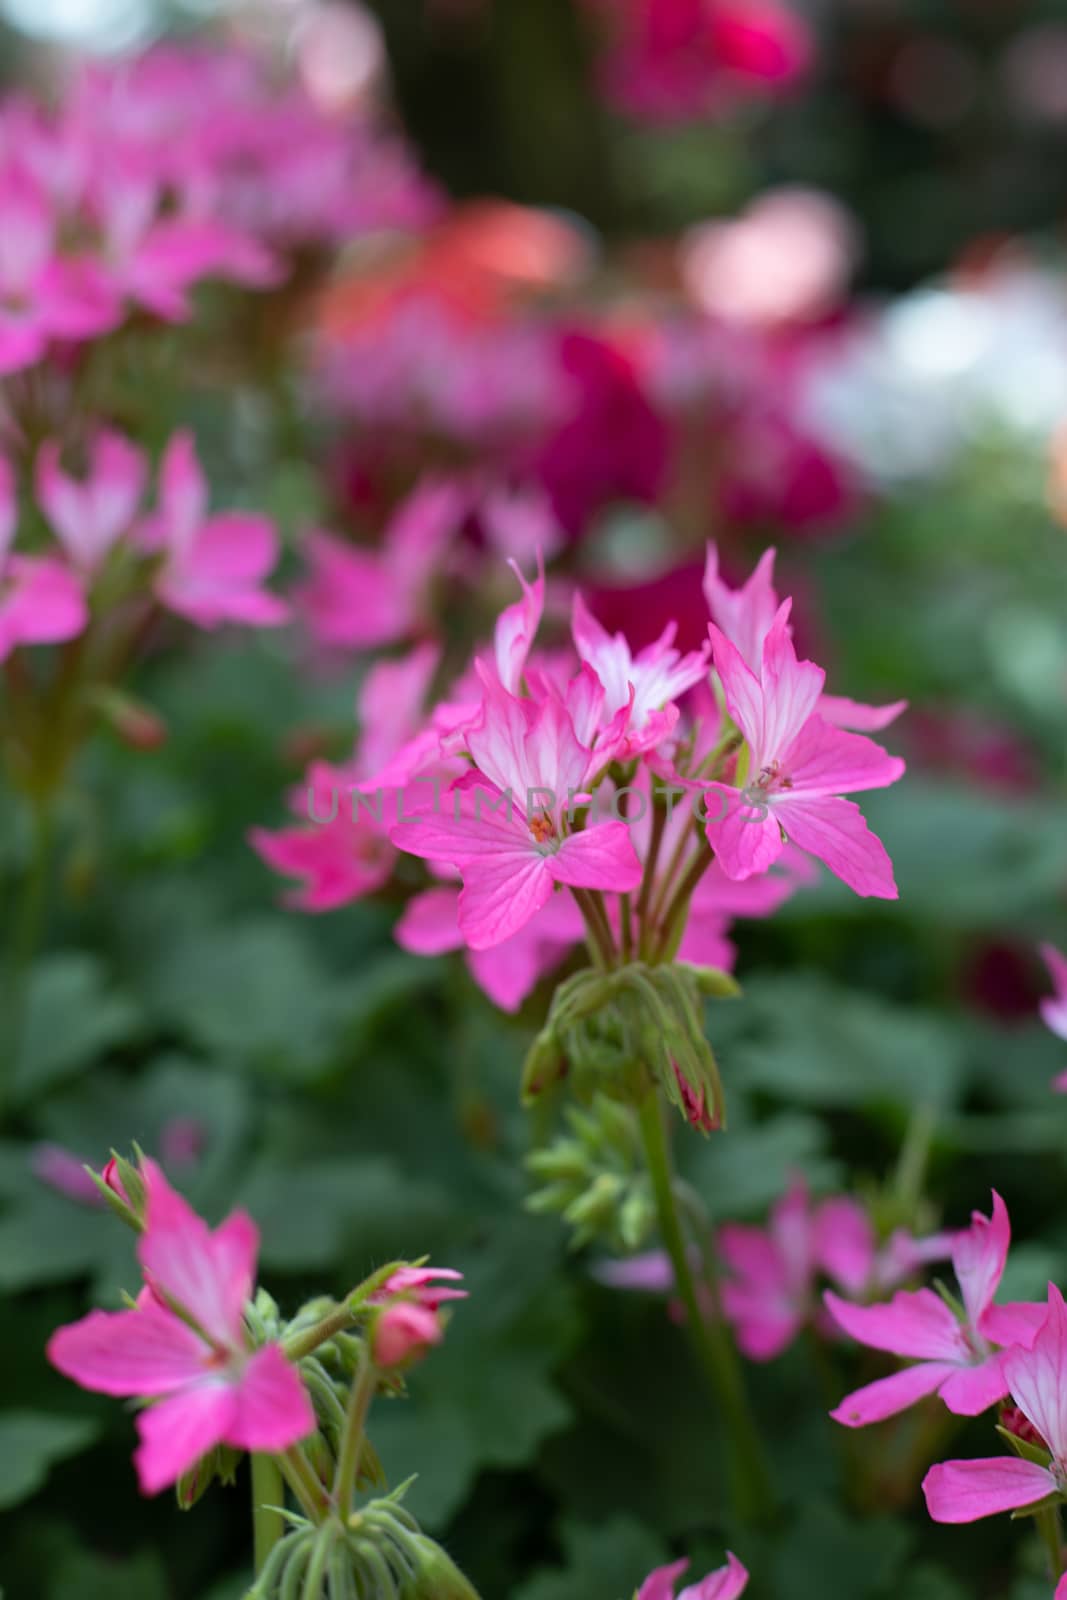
[457,849,556,950]
[678,1551,749,1600]
[702,785,783,881]
[550,822,642,892]
[757,602,825,759]
[830,1361,956,1427]
[1002,1285,1067,1465]
[824,1288,967,1361]
[138,1166,256,1349]
[952,1190,1010,1330]
[937,1353,1010,1416]
[780,715,906,798]
[134,1380,236,1495]
[922,1457,1055,1524]
[771,794,898,899]
[227,1344,315,1453]
[47,1303,208,1397]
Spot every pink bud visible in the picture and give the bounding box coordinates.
[372,1302,443,1368]
[102,1158,129,1201]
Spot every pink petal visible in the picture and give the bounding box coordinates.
[549,822,642,892]
[1040,943,1067,1040]
[296,531,410,650]
[0,455,14,563]
[134,1380,236,1495]
[980,1300,1049,1350]
[702,784,783,881]
[952,1191,1009,1330]
[395,887,464,956]
[707,623,767,759]
[1002,1284,1067,1463]
[638,1559,692,1600]
[703,542,780,671]
[592,1250,675,1292]
[823,1288,967,1362]
[0,557,87,660]
[757,602,825,759]
[770,793,898,899]
[813,1197,876,1296]
[47,1303,208,1397]
[830,1360,956,1427]
[138,1168,257,1349]
[228,1344,315,1453]
[817,694,908,733]
[781,715,906,798]
[458,849,556,950]
[494,555,544,694]
[678,1552,749,1600]
[937,1353,1010,1416]
[922,1457,1055,1524]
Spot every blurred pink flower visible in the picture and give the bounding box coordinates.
[827,1192,1045,1427]
[0,457,87,661]
[137,432,288,629]
[36,430,147,573]
[47,1164,314,1494]
[923,1283,1067,1525]
[1039,944,1067,1081]
[30,1144,102,1206]
[638,1552,748,1600]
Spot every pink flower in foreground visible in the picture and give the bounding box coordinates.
[0,457,87,661]
[47,1164,314,1493]
[571,591,709,759]
[137,432,288,629]
[36,430,147,573]
[923,1283,1067,1525]
[827,1192,1045,1427]
[703,603,905,897]
[637,1552,748,1600]
[390,667,641,949]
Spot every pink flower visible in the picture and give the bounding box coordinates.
[826,1192,1046,1427]
[250,761,395,911]
[370,1265,467,1310]
[702,602,905,897]
[138,432,288,629]
[390,668,641,949]
[369,1264,466,1368]
[923,1283,1067,1525]
[36,430,147,573]
[0,457,87,661]
[571,592,709,759]
[296,478,465,651]
[0,172,118,376]
[1039,944,1067,1086]
[30,1144,102,1206]
[637,1552,748,1600]
[46,1165,314,1494]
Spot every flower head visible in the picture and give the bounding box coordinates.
[637,1552,748,1600]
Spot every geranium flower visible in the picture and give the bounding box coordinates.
[637,1552,748,1600]
[47,1164,314,1493]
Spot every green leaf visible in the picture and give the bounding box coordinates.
[47,1546,168,1600]
[0,1412,99,1510]
[11,955,140,1105]
[513,1516,670,1600]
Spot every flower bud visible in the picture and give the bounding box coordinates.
[399,1534,483,1599]
[90,687,168,751]
[371,1302,442,1369]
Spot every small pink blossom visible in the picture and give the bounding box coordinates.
[571,591,709,759]
[0,457,87,661]
[703,602,905,897]
[370,1265,467,1311]
[827,1192,1046,1427]
[1039,944,1067,1092]
[47,1164,314,1494]
[390,667,641,950]
[923,1283,1067,1525]
[36,430,147,573]
[137,433,287,629]
[372,1301,443,1367]
[637,1552,748,1600]
[30,1144,102,1206]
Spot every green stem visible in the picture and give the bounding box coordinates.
[571,888,615,970]
[284,1304,356,1362]
[2,800,54,1120]
[279,1447,327,1524]
[251,1454,285,1576]
[333,1350,378,1515]
[1037,1503,1064,1579]
[651,836,713,963]
[636,1090,773,1523]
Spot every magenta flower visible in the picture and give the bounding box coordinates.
[826,1192,1045,1427]
[703,603,904,897]
[47,1164,314,1494]
[1039,945,1067,1093]
[137,433,288,629]
[923,1283,1067,1525]
[250,761,396,912]
[0,172,118,376]
[36,430,147,574]
[637,1553,748,1600]
[390,668,641,949]
[0,457,87,661]
[368,1264,466,1368]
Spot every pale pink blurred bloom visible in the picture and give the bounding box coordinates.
[0,172,119,377]
[923,1283,1067,1525]
[704,603,904,897]
[638,1552,748,1600]
[396,882,583,1012]
[36,430,147,573]
[571,591,709,759]
[138,432,287,629]
[47,1163,314,1494]
[493,555,545,696]
[296,478,465,651]
[1039,947,1067,1092]
[682,189,857,329]
[481,485,564,564]
[30,1144,102,1206]
[250,761,395,912]
[357,641,442,783]
[159,1117,206,1172]
[826,1192,1046,1428]
[391,667,641,950]
[0,456,87,661]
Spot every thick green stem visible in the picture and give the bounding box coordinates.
[571,888,615,970]
[1037,1503,1064,1579]
[333,1351,377,1515]
[251,1454,285,1576]
[636,1090,773,1523]
[279,1446,327,1524]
